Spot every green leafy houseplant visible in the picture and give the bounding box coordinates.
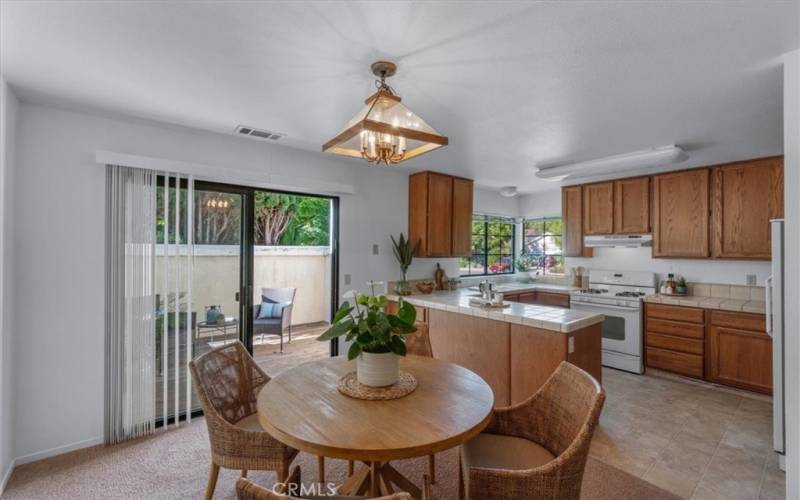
[318,293,417,360]
[318,291,418,387]
[390,233,418,283]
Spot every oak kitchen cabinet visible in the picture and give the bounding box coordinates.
[644,303,771,395]
[505,291,570,308]
[711,157,784,259]
[652,168,710,258]
[614,177,650,233]
[582,182,614,235]
[707,310,772,394]
[561,156,782,261]
[645,303,705,379]
[562,186,589,257]
[408,171,473,258]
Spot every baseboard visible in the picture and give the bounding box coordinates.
[1,457,17,496]
[14,435,103,466]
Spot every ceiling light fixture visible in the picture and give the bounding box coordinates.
[322,61,448,165]
[499,186,518,197]
[535,145,688,181]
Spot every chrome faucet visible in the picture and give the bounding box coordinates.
[479,280,494,301]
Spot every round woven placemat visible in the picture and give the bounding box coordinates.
[338,371,417,401]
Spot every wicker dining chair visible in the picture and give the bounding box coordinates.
[459,361,605,500]
[236,466,432,500]
[190,341,301,500]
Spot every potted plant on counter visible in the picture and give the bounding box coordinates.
[391,233,417,296]
[317,292,417,387]
[516,254,541,281]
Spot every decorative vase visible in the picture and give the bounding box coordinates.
[395,280,412,296]
[206,305,221,324]
[528,270,541,281]
[357,351,400,387]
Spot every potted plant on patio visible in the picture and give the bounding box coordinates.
[317,290,417,387]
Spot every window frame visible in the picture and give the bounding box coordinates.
[522,216,565,276]
[460,215,516,277]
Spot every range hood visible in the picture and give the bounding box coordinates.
[584,234,652,248]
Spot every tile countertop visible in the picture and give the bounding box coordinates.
[386,288,603,333]
[644,294,766,314]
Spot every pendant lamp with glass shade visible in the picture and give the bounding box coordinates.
[322,61,448,165]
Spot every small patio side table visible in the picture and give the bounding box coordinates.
[195,317,239,351]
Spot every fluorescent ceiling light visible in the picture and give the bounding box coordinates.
[535,145,688,181]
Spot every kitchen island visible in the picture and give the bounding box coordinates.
[387,287,604,407]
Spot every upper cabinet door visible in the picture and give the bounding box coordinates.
[562,186,584,257]
[653,169,710,258]
[451,177,474,257]
[582,182,614,235]
[711,157,783,260]
[614,177,650,233]
[426,173,454,257]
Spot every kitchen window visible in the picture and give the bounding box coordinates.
[522,217,564,275]
[459,215,515,277]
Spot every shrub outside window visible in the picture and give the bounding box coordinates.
[459,215,515,277]
[522,217,564,275]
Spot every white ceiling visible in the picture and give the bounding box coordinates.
[2,1,798,193]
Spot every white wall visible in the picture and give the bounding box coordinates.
[9,101,509,463]
[516,190,772,285]
[0,77,18,492]
[782,48,799,499]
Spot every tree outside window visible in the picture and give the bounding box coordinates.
[522,218,564,275]
[460,215,515,277]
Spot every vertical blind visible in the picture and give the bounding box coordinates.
[159,173,195,428]
[105,166,157,443]
[105,166,195,444]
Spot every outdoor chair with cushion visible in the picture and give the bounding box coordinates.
[253,287,296,353]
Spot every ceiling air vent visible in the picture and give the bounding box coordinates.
[234,125,284,141]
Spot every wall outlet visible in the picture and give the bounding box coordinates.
[372,244,379,255]
[746,274,757,286]
[344,274,351,285]
[568,336,575,354]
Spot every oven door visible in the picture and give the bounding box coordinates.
[570,301,642,357]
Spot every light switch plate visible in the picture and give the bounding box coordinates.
[344,274,351,285]
[372,244,379,255]
[746,274,757,286]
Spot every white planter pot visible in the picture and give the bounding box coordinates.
[528,270,541,281]
[357,351,400,387]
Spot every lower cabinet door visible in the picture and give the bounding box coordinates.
[707,325,772,394]
[646,347,704,379]
[535,292,570,308]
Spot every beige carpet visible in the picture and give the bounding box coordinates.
[4,419,678,499]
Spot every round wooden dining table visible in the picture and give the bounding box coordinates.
[257,355,494,499]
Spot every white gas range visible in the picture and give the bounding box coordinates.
[570,270,657,374]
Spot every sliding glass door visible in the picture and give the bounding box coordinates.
[153,178,338,425]
[155,178,252,425]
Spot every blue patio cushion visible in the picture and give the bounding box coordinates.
[257,301,288,319]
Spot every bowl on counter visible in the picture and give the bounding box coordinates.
[416,282,435,294]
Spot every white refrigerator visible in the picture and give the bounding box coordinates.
[767,219,786,470]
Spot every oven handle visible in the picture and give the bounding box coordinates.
[571,301,640,312]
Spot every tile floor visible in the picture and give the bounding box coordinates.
[590,367,784,499]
